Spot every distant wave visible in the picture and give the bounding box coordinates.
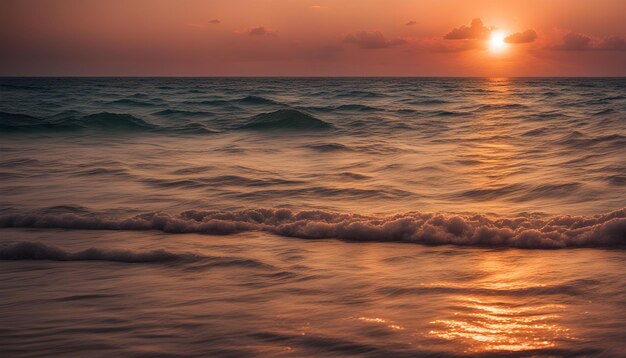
[106,99,156,107]
[152,109,214,118]
[0,111,155,132]
[557,132,626,149]
[334,90,384,98]
[335,104,382,112]
[0,109,332,133]
[305,104,383,112]
[237,109,332,131]
[1,207,624,249]
[0,241,273,268]
[404,99,449,105]
[427,110,466,117]
[0,111,217,134]
[475,103,528,111]
[303,143,353,152]
[79,112,157,130]
[236,95,279,105]
[0,111,86,132]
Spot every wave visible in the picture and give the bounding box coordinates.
[457,182,582,201]
[335,90,384,98]
[181,99,232,106]
[0,111,156,132]
[152,109,214,117]
[165,122,219,134]
[335,104,382,112]
[1,207,624,249]
[521,128,549,137]
[237,109,332,131]
[594,108,616,116]
[0,111,83,132]
[0,241,199,263]
[406,99,449,105]
[303,143,353,152]
[302,104,382,112]
[140,175,301,189]
[78,112,157,131]
[236,95,279,105]
[0,83,45,90]
[557,132,626,148]
[475,103,528,111]
[427,110,466,117]
[0,111,219,134]
[0,241,273,269]
[106,99,156,107]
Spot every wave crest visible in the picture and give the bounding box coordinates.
[1,208,625,249]
[79,112,157,130]
[0,241,197,263]
[0,241,275,268]
[238,109,332,131]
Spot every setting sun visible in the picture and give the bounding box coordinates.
[489,31,507,53]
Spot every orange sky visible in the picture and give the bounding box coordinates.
[1,0,625,76]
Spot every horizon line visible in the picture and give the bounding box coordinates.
[2,75,626,79]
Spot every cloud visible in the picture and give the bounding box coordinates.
[344,31,407,49]
[406,21,416,26]
[552,32,592,50]
[598,36,626,50]
[248,26,277,37]
[209,19,221,24]
[505,29,538,44]
[552,32,626,51]
[444,18,493,40]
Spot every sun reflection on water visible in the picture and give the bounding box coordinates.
[358,316,404,331]
[429,297,575,352]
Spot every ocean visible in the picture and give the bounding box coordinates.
[1,77,625,356]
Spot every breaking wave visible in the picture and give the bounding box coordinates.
[1,207,624,249]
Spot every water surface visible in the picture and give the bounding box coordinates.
[1,77,625,356]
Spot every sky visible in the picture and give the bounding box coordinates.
[1,0,625,76]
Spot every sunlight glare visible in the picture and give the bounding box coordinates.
[489,31,507,53]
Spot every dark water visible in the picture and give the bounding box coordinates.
[1,77,625,356]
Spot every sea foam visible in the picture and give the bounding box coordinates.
[1,207,624,249]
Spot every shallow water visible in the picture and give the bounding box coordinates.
[1,77,625,356]
[1,230,625,357]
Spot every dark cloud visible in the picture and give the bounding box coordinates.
[552,32,626,51]
[598,36,626,50]
[344,31,407,49]
[248,26,277,37]
[505,29,538,44]
[209,19,221,24]
[552,33,592,50]
[406,21,416,26]
[248,26,276,36]
[444,18,493,40]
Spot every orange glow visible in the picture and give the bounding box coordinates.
[1,0,625,76]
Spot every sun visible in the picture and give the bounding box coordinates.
[489,31,507,53]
